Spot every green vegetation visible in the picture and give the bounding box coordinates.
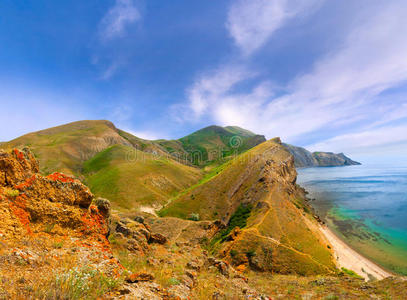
[341,267,363,279]
[44,223,55,234]
[82,144,202,209]
[53,241,64,249]
[168,277,181,286]
[157,125,265,166]
[187,213,200,221]
[1,120,126,175]
[41,266,121,300]
[5,188,19,198]
[211,204,253,247]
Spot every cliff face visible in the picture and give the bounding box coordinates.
[283,143,361,168]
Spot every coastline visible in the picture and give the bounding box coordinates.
[319,224,393,281]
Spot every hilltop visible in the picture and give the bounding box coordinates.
[156,125,266,166]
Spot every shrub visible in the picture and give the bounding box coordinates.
[230,250,238,257]
[210,204,253,247]
[43,266,121,300]
[324,295,339,300]
[168,277,180,285]
[5,189,19,198]
[188,213,200,221]
[341,267,363,279]
[246,250,256,258]
[53,241,64,249]
[44,223,55,234]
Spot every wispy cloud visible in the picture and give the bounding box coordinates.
[179,1,407,156]
[187,65,255,117]
[125,129,161,140]
[307,124,407,155]
[226,0,323,55]
[99,0,141,41]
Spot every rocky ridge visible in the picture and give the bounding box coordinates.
[283,143,361,167]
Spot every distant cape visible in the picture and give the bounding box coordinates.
[282,143,361,168]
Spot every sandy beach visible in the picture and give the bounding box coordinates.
[319,225,393,281]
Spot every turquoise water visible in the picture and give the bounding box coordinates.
[297,165,407,275]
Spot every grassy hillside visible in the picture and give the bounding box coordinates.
[156,125,266,166]
[2,120,132,175]
[160,138,336,275]
[82,144,202,210]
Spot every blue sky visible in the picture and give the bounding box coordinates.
[1,0,407,163]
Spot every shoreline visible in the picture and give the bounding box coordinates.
[319,224,393,281]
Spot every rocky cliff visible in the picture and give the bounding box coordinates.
[283,143,361,167]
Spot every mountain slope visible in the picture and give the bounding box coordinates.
[82,144,202,210]
[283,143,361,167]
[2,120,133,175]
[156,125,266,166]
[160,138,336,275]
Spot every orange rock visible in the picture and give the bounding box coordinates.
[126,272,155,283]
[236,264,246,273]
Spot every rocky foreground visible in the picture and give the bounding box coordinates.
[1,148,406,299]
[0,148,268,299]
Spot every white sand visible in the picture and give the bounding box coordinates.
[319,225,393,281]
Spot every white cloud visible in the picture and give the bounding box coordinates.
[181,1,407,156]
[125,130,161,141]
[307,124,407,155]
[100,60,122,80]
[111,103,133,122]
[186,65,255,117]
[99,0,141,41]
[226,0,323,55]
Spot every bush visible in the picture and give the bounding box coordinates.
[53,241,64,249]
[187,213,200,221]
[341,267,363,279]
[6,189,19,198]
[168,277,180,286]
[246,250,256,258]
[230,250,238,257]
[43,266,121,300]
[211,204,253,247]
[44,223,55,234]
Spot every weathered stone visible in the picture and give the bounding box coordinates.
[94,197,111,217]
[126,272,155,283]
[134,215,145,224]
[149,233,167,244]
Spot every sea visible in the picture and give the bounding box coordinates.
[297,164,407,276]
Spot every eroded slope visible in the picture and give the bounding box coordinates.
[161,138,337,275]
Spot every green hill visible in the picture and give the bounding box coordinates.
[82,144,201,210]
[2,120,132,175]
[160,138,336,275]
[156,125,266,166]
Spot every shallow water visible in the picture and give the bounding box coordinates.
[297,165,407,276]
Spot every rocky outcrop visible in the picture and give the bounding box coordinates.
[283,143,361,167]
[0,148,125,298]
